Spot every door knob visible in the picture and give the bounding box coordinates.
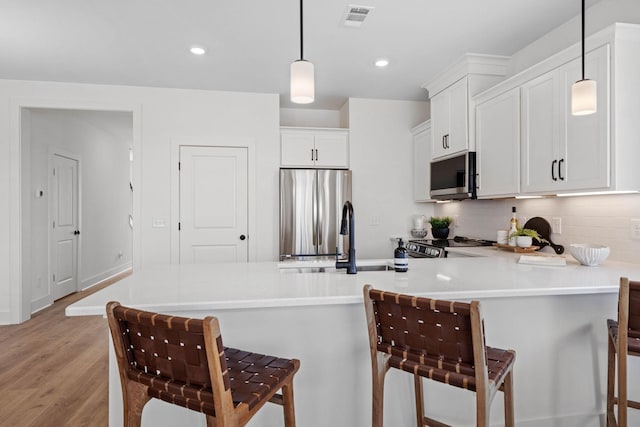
[239,234,246,241]
[73,230,80,235]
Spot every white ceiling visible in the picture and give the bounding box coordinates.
[0,0,601,109]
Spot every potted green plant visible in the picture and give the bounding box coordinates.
[509,227,548,248]
[429,216,453,239]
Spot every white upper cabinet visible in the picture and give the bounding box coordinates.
[280,128,349,168]
[475,88,520,198]
[411,120,433,202]
[472,23,640,197]
[431,77,469,159]
[521,44,610,194]
[424,54,510,162]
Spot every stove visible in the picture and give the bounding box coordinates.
[406,236,495,258]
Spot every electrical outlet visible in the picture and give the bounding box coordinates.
[552,217,562,234]
[454,215,461,228]
[631,219,640,240]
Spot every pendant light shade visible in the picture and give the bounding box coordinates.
[571,79,597,115]
[571,0,596,116]
[290,0,314,104]
[291,60,315,104]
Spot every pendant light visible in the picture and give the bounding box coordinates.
[571,0,597,115]
[290,0,314,104]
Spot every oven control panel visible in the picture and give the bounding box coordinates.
[406,241,445,258]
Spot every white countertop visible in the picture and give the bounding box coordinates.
[66,247,640,317]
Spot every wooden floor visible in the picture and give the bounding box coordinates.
[0,271,130,427]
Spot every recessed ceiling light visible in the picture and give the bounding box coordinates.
[375,58,389,68]
[190,46,206,55]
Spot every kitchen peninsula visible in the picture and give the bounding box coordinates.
[67,252,640,426]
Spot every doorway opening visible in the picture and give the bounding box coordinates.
[21,108,135,315]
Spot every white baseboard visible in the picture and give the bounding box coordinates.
[30,295,53,314]
[0,309,12,325]
[80,263,132,290]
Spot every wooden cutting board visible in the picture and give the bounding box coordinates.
[523,217,565,254]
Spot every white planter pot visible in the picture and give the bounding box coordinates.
[516,236,533,248]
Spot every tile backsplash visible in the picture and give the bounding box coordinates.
[435,193,640,264]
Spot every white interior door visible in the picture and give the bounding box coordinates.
[179,146,248,263]
[50,154,79,300]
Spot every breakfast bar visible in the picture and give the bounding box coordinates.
[67,251,640,426]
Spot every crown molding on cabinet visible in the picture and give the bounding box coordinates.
[423,54,511,98]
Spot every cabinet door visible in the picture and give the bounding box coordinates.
[314,133,349,168]
[431,77,468,159]
[520,71,560,193]
[476,88,520,197]
[281,132,316,167]
[412,123,432,201]
[560,44,610,191]
[448,77,469,154]
[430,90,449,160]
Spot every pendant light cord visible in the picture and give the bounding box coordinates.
[299,0,304,61]
[581,0,585,81]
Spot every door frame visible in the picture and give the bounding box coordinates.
[10,98,142,323]
[170,138,256,264]
[48,148,82,301]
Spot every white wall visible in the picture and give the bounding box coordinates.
[24,109,133,312]
[348,98,433,258]
[1,79,280,324]
[280,108,343,128]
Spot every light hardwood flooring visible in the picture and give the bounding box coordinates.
[0,271,130,426]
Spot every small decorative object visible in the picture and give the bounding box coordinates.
[413,215,427,230]
[516,236,532,248]
[411,229,428,238]
[429,216,452,239]
[508,227,548,248]
[394,238,408,272]
[569,243,610,266]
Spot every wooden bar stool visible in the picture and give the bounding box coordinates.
[607,277,640,427]
[363,285,516,427]
[106,301,300,427]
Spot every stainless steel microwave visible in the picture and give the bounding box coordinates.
[430,152,477,200]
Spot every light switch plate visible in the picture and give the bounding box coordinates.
[631,219,640,240]
[552,217,562,234]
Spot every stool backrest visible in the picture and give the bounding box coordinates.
[363,286,489,392]
[627,280,640,334]
[106,302,236,420]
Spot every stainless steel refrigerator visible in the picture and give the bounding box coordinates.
[279,169,352,260]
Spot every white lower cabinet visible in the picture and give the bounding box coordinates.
[280,128,349,168]
[521,44,610,194]
[411,120,433,202]
[475,88,520,198]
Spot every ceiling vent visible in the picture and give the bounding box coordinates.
[342,5,374,28]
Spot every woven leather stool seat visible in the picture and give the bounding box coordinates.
[607,277,640,427]
[387,346,515,393]
[363,286,516,427]
[107,302,300,427]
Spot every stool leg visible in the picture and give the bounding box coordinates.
[607,335,616,426]
[282,380,297,427]
[502,371,515,427]
[124,380,150,427]
[372,353,388,427]
[619,345,627,427]
[414,374,425,426]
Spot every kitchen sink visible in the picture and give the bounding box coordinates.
[280,264,394,273]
